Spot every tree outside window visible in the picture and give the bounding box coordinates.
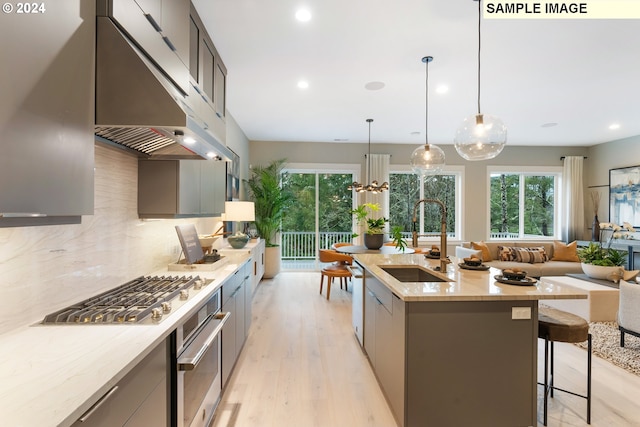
[489,172,557,239]
[389,173,459,240]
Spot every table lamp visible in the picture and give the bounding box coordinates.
[225,201,255,249]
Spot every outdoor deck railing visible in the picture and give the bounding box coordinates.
[281,231,353,259]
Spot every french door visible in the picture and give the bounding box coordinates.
[280,167,356,269]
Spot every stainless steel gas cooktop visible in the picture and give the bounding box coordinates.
[42,275,212,325]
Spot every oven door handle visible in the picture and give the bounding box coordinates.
[177,311,230,371]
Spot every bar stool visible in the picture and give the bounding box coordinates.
[538,306,592,425]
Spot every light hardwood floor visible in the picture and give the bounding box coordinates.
[213,272,640,427]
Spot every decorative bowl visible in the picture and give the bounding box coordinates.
[198,235,218,248]
[463,257,482,267]
[502,269,527,280]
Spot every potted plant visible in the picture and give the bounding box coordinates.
[350,203,388,249]
[245,158,293,278]
[578,222,634,281]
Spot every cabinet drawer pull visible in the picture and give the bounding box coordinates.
[178,312,230,371]
[144,14,162,32]
[162,36,176,51]
[77,385,119,422]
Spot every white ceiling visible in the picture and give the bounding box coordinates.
[192,0,640,147]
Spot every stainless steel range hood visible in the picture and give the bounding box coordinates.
[95,17,232,160]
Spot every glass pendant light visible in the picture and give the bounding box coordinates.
[347,119,389,193]
[454,0,507,161]
[410,56,445,175]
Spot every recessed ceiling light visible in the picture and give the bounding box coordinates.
[364,81,385,91]
[541,122,558,128]
[435,84,449,94]
[183,137,196,145]
[297,80,309,89]
[609,123,620,130]
[295,8,311,22]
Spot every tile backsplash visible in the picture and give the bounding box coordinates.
[0,144,217,335]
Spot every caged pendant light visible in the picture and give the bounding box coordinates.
[410,56,445,175]
[347,119,389,193]
[454,0,507,161]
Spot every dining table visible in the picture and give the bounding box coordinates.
[336,245,415,255]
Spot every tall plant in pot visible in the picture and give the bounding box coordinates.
[350,203,388,249]
[245,159,292,278]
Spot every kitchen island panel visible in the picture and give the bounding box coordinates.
[406,300,537,427]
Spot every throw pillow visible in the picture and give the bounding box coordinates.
[471,241,493,261]
[516,248,547,264]
[497,246,519,262]
[551,241,580,262]
[520,246,548,262]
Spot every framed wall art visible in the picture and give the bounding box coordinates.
[609,165,640,228]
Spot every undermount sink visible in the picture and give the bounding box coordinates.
[379,265,450,282]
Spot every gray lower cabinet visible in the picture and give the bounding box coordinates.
[71,339,168,427]
[363,272,405,424]
[221,260,252,388]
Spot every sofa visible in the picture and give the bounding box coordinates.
[455,240,585,277]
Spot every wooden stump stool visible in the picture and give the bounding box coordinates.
[538,306,592,425]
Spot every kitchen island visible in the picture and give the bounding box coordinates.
[354,253,588,427]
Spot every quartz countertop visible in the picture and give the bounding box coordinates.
[0,254,251,427]
[354,253,589,302]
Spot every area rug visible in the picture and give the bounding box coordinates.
[574,321,640,376]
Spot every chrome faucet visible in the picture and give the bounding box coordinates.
[412,199,450,272]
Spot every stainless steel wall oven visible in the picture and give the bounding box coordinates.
[172,289,229,427]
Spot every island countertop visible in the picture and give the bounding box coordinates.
[354,253,588,302]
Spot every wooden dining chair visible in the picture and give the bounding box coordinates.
[319,249,353,300]
[331,242,352,251]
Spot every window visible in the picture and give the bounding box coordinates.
[488,167,561,239]
[389,167,462,241]
[280,163,358,269]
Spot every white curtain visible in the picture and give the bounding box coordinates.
[562,156,584,242]
[367,154,391,231]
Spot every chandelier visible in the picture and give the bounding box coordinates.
[347,119,389,193]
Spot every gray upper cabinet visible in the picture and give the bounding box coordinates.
[104,0,190,94]
[138,159,226,218]
[187,4,227,142]
[0,0,95,226]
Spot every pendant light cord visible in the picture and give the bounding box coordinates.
[425,58,429,146]
[477,0,482,115]
[367,118,372,183]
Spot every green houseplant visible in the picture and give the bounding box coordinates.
[245,158,293,278]
[350,203,388,249]
[577,222,634,281]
